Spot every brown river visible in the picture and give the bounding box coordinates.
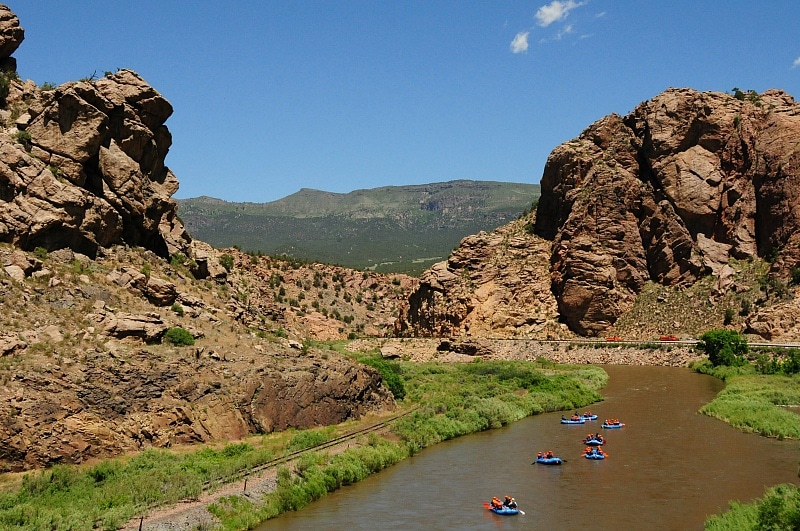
[258,365,800,530]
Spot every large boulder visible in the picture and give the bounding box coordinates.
[0,5,23,62]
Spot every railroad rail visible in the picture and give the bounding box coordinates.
[200,405,419,494]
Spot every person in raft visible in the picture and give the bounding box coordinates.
[503,496,517,509]
[492,496,503,509]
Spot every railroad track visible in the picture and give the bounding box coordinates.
[200,406,419,494]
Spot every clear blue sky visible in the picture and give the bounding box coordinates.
[9,1,800,203]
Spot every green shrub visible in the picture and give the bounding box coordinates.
[740,299,751,316]
[723,308,735,325]
[170,253,188,268]
[706,484,800,530]
[219,253,234,271]
[33,247,48,260]
[698,329,748,367]
[170,303,184,317]
[163,327,194,346]
[358,356,406,400]
[13,130,31,151]
[0,71,12,106]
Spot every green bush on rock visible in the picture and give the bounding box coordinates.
[163,327,194,346]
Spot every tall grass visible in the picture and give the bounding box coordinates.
[391,360,605,451]
[0,443,275,530]
[705,483,800,530]
[693,360,800,439]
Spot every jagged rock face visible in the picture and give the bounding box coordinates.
[535,88,800,335]
[0,345,392,472]
[0,8,191,259]
[0,5,21,53]
[0,4,23,66]
[396,217,565,339]
[0,69,183,258]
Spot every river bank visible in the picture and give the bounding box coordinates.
[119,350,607,530]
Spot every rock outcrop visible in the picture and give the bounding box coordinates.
[0,4,22,70]
[0,243,398,472]
[0,6,400,472]
[396,216,566,338]
[0,9,193,263]
[399,88,800,339]
[1,69,186,260]
[535,88,800,335]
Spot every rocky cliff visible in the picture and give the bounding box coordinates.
[536,87,800,335]
[0,6,191,264]
[399,87,800,339]
[395,216,566,339]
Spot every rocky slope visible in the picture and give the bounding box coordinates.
[0,243,408,472]
[398,87,800,340]
[0,6,407,473]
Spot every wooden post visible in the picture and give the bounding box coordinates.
[243,477,248,492]
[139,516,143,531]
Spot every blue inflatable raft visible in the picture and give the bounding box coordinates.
[583,436,605,446]
[583,450,606,460]
[561,417,585,424]
[489,506,520,515]
[534,456,563,465]
[602,421,625,429]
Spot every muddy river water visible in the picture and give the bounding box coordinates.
[258,365,800,530]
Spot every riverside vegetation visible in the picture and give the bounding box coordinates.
[0,351,605,530]
[693,330,800,529]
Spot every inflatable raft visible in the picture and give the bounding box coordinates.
[484,501,522,515]
[534,456,563,465]
[488,506,520,515]
[584,449,607,460]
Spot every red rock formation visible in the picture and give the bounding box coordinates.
[397,217,564,339]
[535,88,800,335]
[0,9,193,263]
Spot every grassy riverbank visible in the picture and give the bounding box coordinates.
[692,358,800,529]
[0,356,605,530]
[705,483,800,530]
[692,360,800,439]
[209,357,605,529]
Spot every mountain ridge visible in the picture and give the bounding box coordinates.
[178,179,539,273]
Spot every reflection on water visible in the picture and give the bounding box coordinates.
[258,365,800,530]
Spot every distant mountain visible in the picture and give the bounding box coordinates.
[177,180,540,274]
